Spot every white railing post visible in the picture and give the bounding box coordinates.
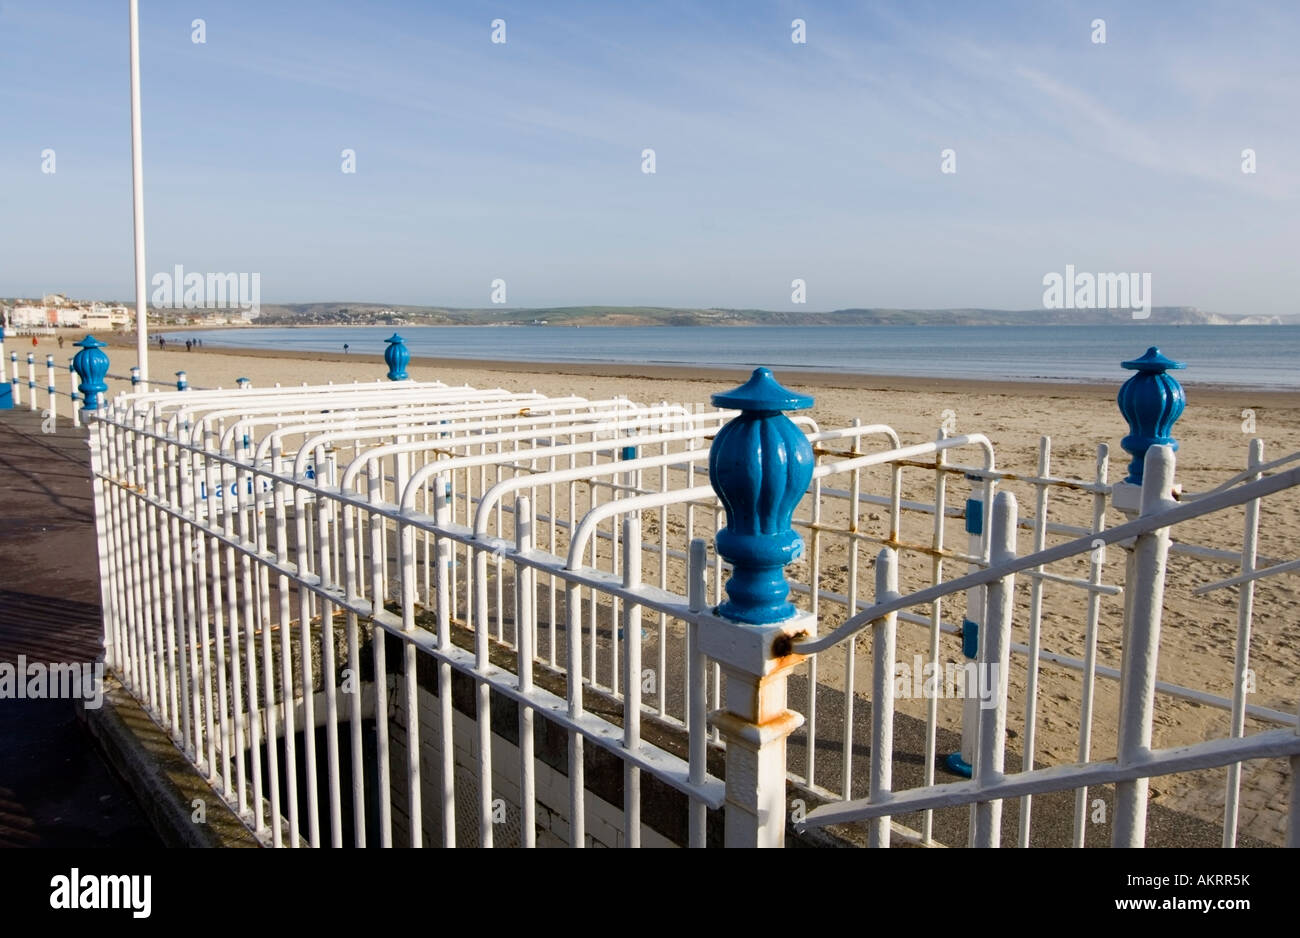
[474,522,494,847]
[88,420,116,669]
[702,368,815,848]
[1017,436,1052,846]
[9,351,19,406]
[1223,438,1264,846]
[366,459,389,847]
[686,538,709,848]
[1071,443,1110,847]
[46,354,56,419]
[971,490,1017,847]
[515,496,537,847]
[621,513,642,847]
[1113,444,1178,847]
[69,354,80,425]
[0,330,11,410]
[869,547,899,848]
[27,352,36,411]
[433,479,455,847]
[948,493,986,778]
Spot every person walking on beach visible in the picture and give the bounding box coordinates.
[57,335,64,350]
[186,339,192,352]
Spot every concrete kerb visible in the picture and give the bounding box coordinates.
[76,673,263,848]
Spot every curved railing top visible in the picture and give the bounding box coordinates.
[795,447,1300,656]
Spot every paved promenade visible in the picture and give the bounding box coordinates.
[0,407,157,846]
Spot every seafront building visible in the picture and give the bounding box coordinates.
[4,294,131,331]
[1,293,243,332]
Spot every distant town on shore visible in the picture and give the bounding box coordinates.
[1,294,1291,332]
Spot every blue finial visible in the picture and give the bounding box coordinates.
[130,365,140,386]
[175,370,188,391]
[1118,347,1185,485]
[384,333,409,381]
[708,368,815,624]
[71,335,110,411]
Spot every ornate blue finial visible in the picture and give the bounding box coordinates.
[130,365,140,386]
[384,333,409,381]
[708,367,815,624]
[71,335,110,411]
[175,370,188,391]
[1118,347,1185,485]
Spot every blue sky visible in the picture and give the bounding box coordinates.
[2,0,1297,314]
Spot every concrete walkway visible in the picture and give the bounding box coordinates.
[0,406,158,846]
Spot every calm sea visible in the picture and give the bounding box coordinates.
[164,324,1300,390]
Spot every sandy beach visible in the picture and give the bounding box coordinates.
[23,331,1300,844]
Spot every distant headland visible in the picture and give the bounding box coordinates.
[245,304,1290,328]
[3,297,1291,330]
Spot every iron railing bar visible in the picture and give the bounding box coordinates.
[798,464,1300,655]
[801,726,1300,828]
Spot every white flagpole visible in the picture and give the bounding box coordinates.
[129,0,149,381]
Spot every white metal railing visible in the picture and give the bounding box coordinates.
[68,365,1300,847]
[0,350,91,425]
[796,445,1300,847]
[88,379,747,846]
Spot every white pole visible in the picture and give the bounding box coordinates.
[129,0,149,381]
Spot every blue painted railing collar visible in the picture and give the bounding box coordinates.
[712,367,813,412]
